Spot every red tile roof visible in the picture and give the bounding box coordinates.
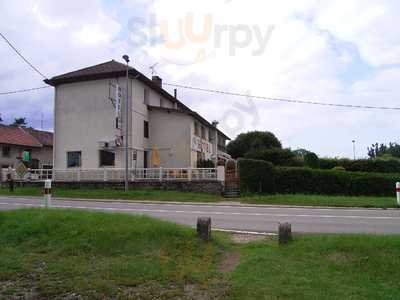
[25,128,53,146]
[0,125,53,147]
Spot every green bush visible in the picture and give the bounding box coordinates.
[244,148,302,167]
[275,167,351,195]
[238,159,275,193]
[238,159,400,196]
[304,152,320,169]
[319,157,400,174]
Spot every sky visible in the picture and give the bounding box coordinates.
[1,0,400,158]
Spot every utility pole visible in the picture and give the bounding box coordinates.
[352,140,356,160]
[122,55,130,192]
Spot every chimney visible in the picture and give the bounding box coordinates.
[212,121,219,127]
[152,75,162,88]
[174,88,177,98]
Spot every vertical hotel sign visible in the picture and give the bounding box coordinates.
[115,84,123,146]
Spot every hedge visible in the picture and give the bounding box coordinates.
[319,157,400,174]
[238,159,400,197]
[238,159,275,193]
[244,148,302,167]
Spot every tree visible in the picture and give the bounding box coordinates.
[10,117,27,127]
[227,131,282,159]
[368,142,400,159]
[304,152,320,169]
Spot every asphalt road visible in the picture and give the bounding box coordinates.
[1,196,400,234]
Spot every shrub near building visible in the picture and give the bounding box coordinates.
[238,159,400,197]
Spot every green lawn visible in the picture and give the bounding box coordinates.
[0,186,222,202]
[240,193,398,208]
[1,209,400,299]
[229,234,400,299]
[0,209,229,299]
[0,186,398,208]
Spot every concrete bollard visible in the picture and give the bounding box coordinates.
[197,217,211,241]
[43,179,52,208]
[278,222,292,245]
[396,182,400,206]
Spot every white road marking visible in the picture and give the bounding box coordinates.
[0,201,399,220]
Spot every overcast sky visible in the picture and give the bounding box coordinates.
[1,0,400,158]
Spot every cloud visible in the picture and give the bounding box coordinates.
[1,0,400,158]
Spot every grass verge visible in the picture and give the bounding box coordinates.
[228,234,400,299]
[240,193,397,208]
[0,209,229,299]
[0,186,397,208]
[1,209,400,299]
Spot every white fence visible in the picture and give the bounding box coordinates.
[1,168,221,182]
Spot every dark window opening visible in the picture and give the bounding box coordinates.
[201,126,206,139]
[2,146,10,157]
[144,151,148,168]
[99,150,115,167]
[144,120,149,138]
[67,151,81,168]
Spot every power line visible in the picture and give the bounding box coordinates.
[165,83,400,111]
[0,86,50,96]
[0,32,47,79]
[2,81,400,111]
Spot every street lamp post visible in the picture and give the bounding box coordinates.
[122,55,130,192]
[352,140,356,160]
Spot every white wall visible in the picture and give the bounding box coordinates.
[54,77,178,169]
[54,79,116,169]
[148,109,192,168]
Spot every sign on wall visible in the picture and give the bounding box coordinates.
[191,136,212,154]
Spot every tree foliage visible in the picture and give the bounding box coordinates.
[227,131,282,159]
[10,117,28,127]
[368,142,400,159]
[304,152,320,169]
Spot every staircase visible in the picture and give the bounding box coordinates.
[223,180,241,198]
[223,159,241,198]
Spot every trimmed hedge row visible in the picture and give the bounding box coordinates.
[238,159,399,197]
[319,158,400,174]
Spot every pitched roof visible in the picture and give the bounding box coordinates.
[44,60,230,140]
[0,125,53,147]
[25,128,53,146]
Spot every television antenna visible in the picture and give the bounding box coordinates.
[149,62,158,76]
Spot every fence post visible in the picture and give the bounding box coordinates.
[159,167,163,182]
[188,167,192,181]
[103,168,107,182]
[77,169,81,182]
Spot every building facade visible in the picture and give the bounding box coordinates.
[45,60,230,170]
[0,125,53,169]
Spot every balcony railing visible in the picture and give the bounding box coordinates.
[1,168,220,182]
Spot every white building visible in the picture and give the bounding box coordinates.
[45,60,230,170]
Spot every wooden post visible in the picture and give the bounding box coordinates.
[197,217,211,241]
[278,222,292,245]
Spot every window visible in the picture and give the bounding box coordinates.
[143,89,149,104]
[2,146,10,157]
[67,151,81,168]
[144,151,148,168]
[201,126,206,139]
[144,120,149,138]
[194,122,199,136]
[99,150,115,166]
